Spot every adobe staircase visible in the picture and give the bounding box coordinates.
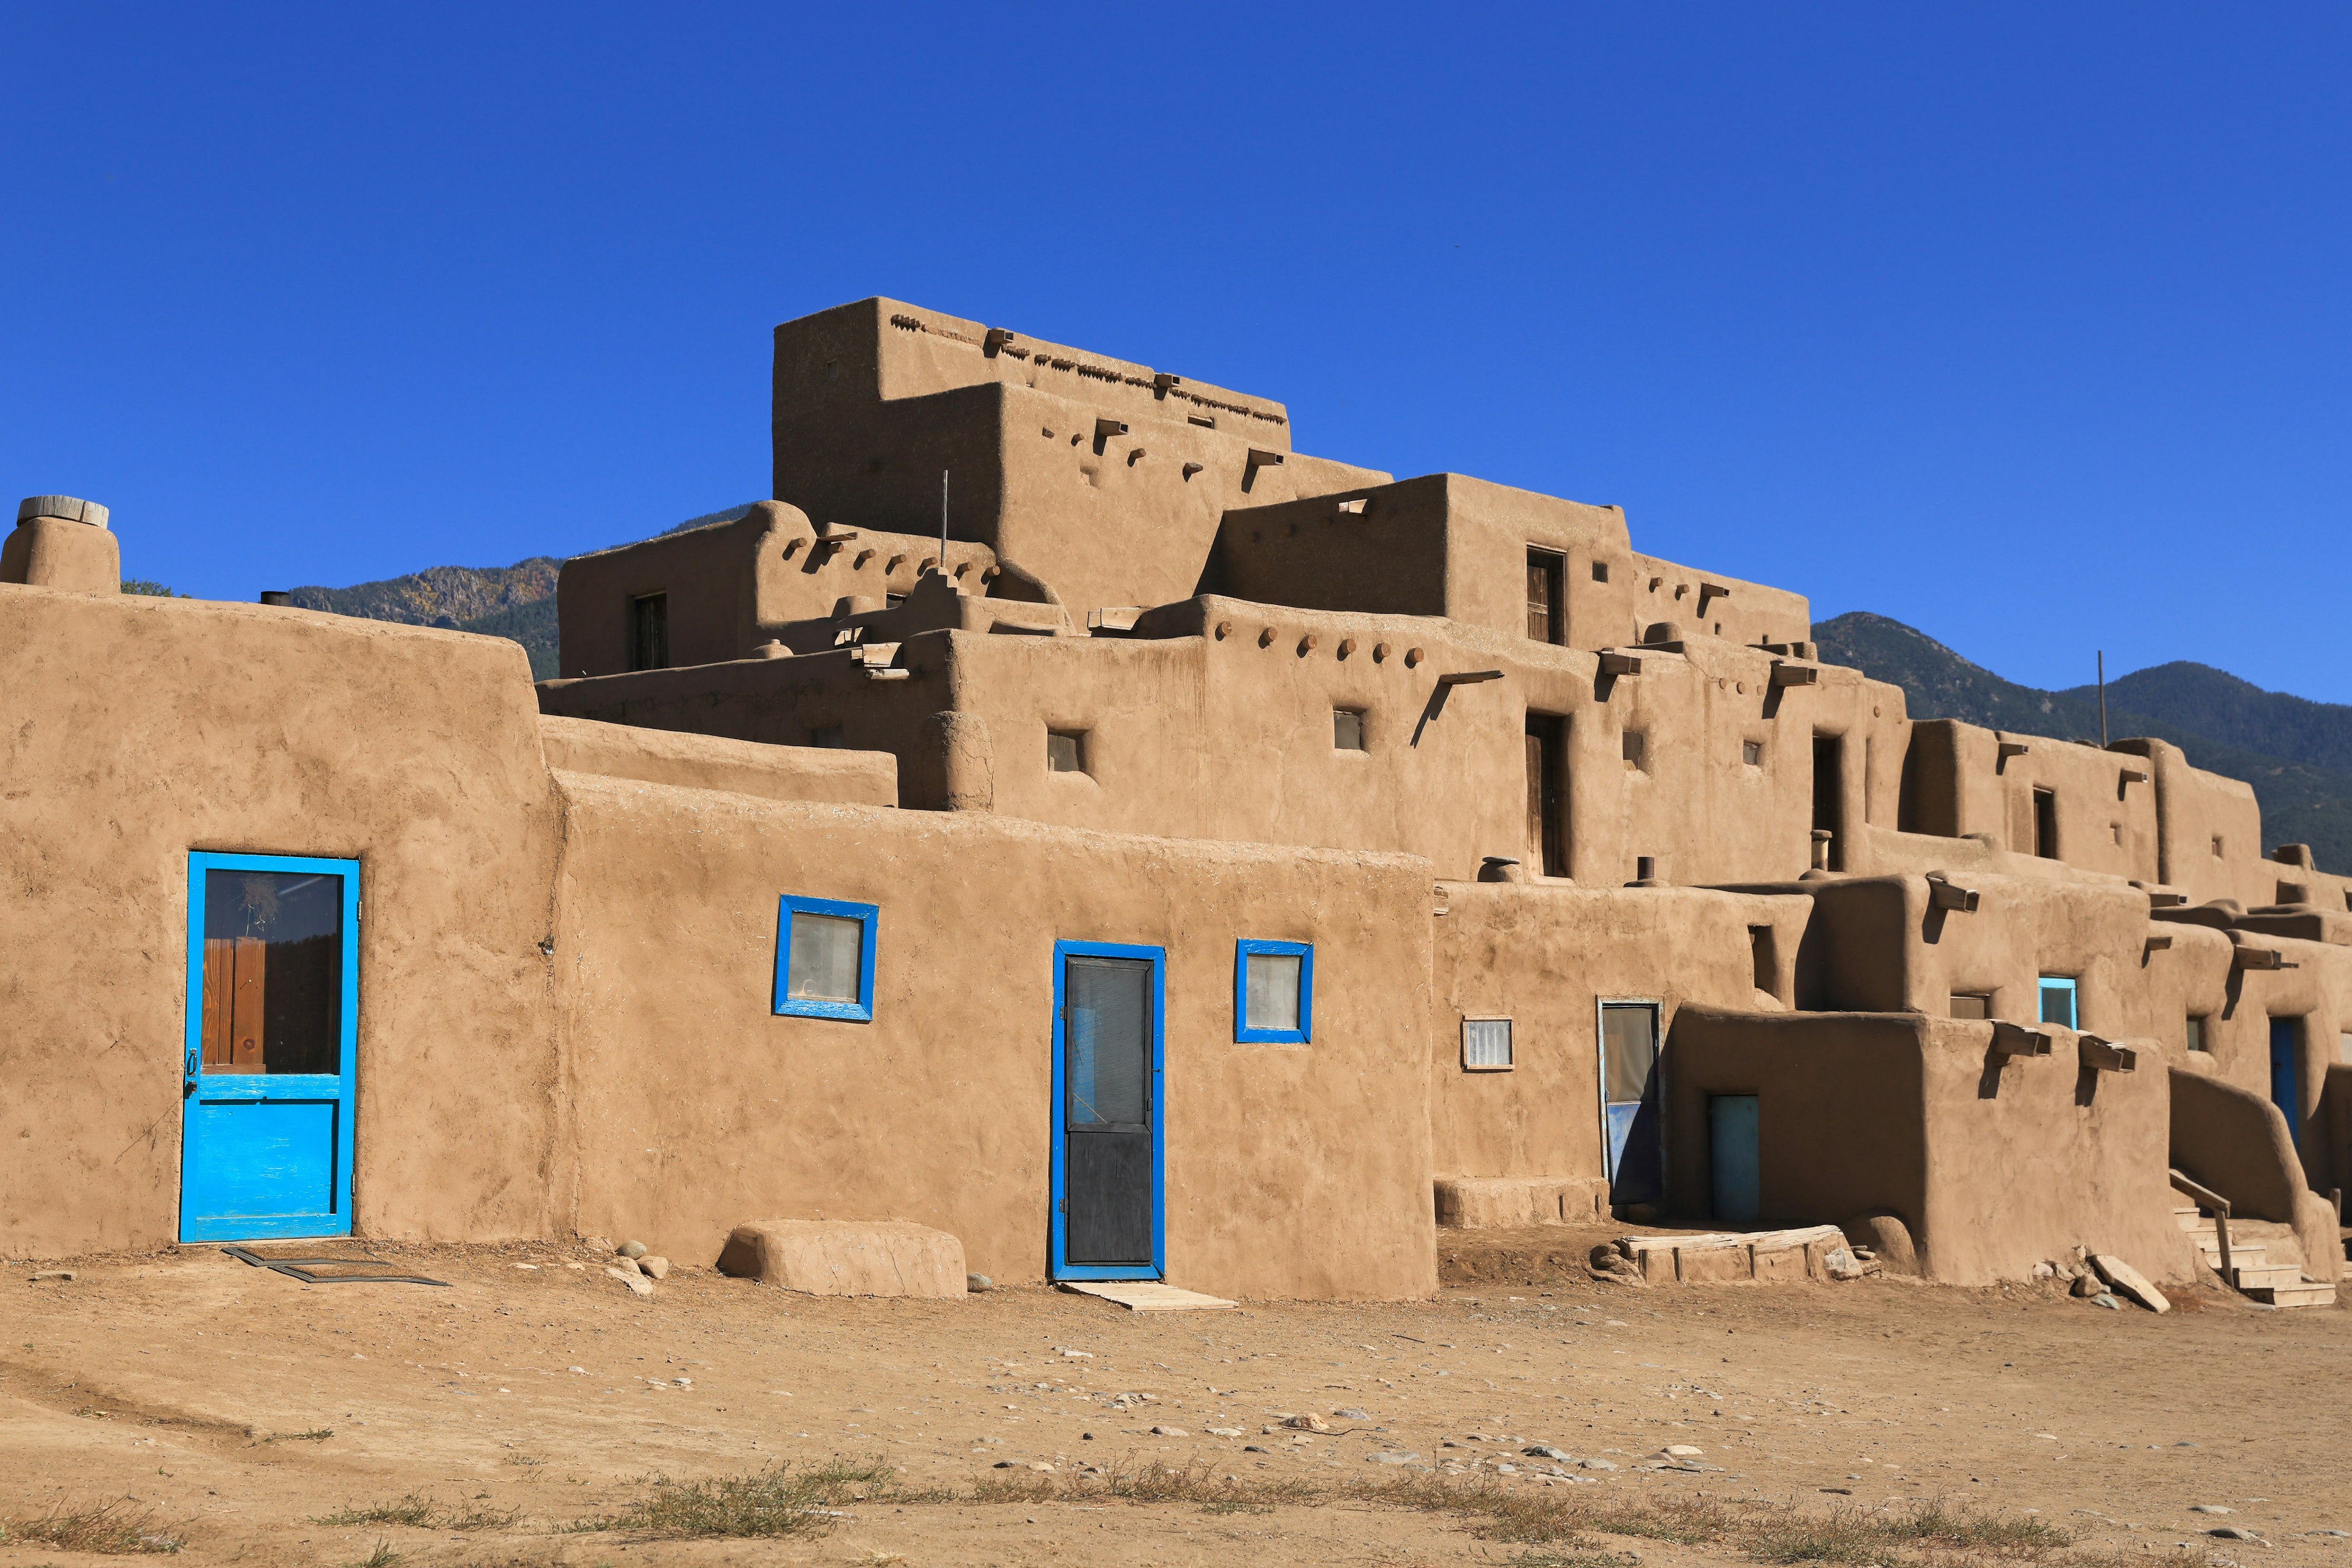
[2173,1202,2337,1308]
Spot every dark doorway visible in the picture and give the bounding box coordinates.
[1525,714,1568,876]
[1812,734,1845,870]
[1054,947,1161,1278]
[2033,788,2059,859]
[1600,1001,1662,1205]
[1526,549,1565,644]
[2271,1017,2302,1152]
[630,592,669,672]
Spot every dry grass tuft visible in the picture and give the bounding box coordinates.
[0,1497,183,1554]
[311,1495,516,1531]
[573,1458,900,1539]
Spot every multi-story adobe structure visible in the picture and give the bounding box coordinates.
[6,298,2349,1306]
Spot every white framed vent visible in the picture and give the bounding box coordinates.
[1462,1017,1513,1071]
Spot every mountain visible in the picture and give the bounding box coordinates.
[1813,612,2352,873]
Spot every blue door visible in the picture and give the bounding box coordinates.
[2270,1017,2301,1151]
[1049,941,1164,1281]
[180,853,360,1242]
[1709,1094,1761,1223]
[1600,1002,1662,1204]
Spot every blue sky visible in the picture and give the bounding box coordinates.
[5,5,2348,699]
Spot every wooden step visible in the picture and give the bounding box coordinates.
[2198,1243,2266,1268]
[2229,1263,2304,1290]
[2245,1280,2336,1309]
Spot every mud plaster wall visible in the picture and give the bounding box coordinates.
[0,587,565,1255]
[548,774,1439,1300]
[1665,1009,2191,1286]
[1427,883,1813,1184]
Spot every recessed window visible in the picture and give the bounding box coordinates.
[2187,1016,2209,1054]
[773,895,876,1022]
[1234,939,1313,1044]
[1591,561,1610,584]
[1951,992,1992,1020]
[1333,709,1366,752]
[2212,835,2226,858]
[1742,740,1763,767]
[630,592,669,672]
[1526,549,1565,645]
[809,725,844,748]
[2038,975,2078,1030]
[2111,823,2122,845]
[1047,729,1088,774]
[1622,730,1646,771]
[1462,1017,1513,1071]
[2032,788,2059,859]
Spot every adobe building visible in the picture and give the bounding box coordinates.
[6,302,2350,1307]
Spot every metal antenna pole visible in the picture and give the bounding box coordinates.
[2098,650,2108,748]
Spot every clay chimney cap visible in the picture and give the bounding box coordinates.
[17,495,108,530]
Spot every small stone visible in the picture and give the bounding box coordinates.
[2094,1294,2121,1310]
[1823,1246,1871,1282]
[2209,1527,2263,1542]
[584,1235,612,1251]
[614,1254,644,1276]
[2030,1262,2056,1280]
[2072,1273,2105,1298]
[618,1240,647,1260]
[967,1273,993,1292]
[28,1270,75,1283]
[1207,1427,1243,1437]
[1243,1445,1268,1453]
[1661,1444,1705,1457]
[640,1256,669,1281]
[1150,1425,1188,1437]
[1370,1452,1420,1464]
[604,1265,654,1297]
[1060,1348,1093,1359]
[1822,1487,1853,1495]
[1283,1414,1333,1433]
[1333,1406,1371,1421]
[1578,1458,1618,1472]
[671,1376,692,1388]
[2193,1507,2234,1515]
[1496,1462,1519,1474]
[2310,1530,2350,1538]
[992,1460,1017,1468]
[1526,1446,1572,1460]
[1025,1461,1054,1472]
[568,1366,586,1374]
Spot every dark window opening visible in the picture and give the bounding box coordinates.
[1622,730,1646,771]
[1333,709,1366,752]
[2033,787,2059,859]
[1591,560,1610,584]
[629,592,669,672]
[1749,925,1779,998]
[1525,713,1568,878]
[1811,733,1845,870]
[1742,740,1763,766]
[2187,1016,2207,1053]
[1526,548,1565,644]
[1951,993,1992,1021]
[1047,729,1087,774]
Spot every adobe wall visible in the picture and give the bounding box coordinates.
[1893,720,2163,883]
[538,715,898,807]
[769,299,1390,617]
[2112,737,2276,905]
[1665,1009,2193,1285]
[1427,883,1813,1190]
[1210,472,1811,652]
[548,772,1439,1300]
[0,585,566,1255]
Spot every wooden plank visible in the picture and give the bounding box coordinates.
[230,937,266,1071]
[201,938,236,1068]
[1058,1281,1236,1311]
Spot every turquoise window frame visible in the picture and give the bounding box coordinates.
[2038,974,2078,1030]
[1233,939,1314,1044]
[772,895,878,1022]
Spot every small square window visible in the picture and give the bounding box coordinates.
[1463,1017,1513,1071]
[1047,729,1087,773]
[1334,709,1366,751]
[1741,740,1763,766]
[2038,976,2078,1030]
[2212,835,2226,858]
[2111,823,2122,845]
[1622,731,1646,771]
[2187,1016,2208,1054]
[1234,939,1313,1044]
[774,895,876,1022]
[1591,561,1610,583]
[1951,992,1992,1020]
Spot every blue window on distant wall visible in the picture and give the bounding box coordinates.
[2038,975,2078,1030]
[1234,939,1313,1044]
[773,896,877,1022]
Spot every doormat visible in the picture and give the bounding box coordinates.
[1058,1281,1235,1311]
[222,1246,449,1287]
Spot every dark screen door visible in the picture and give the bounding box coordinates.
[1061,956,1155,1267]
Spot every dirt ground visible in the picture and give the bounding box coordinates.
[3,1226,2348,1567]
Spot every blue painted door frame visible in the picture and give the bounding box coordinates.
[179,851,360,1242]
[2270,1017,2302,1151]
[1049,940,1165,1281]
